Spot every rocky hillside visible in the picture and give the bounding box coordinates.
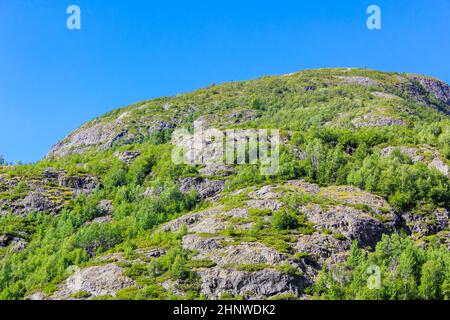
[1,68,450,300]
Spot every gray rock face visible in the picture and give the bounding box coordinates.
[162,207,249,233]
[86,215,113,225]
[371,92,401,99]
[182,234,229,255]
[0,169,102,217]
[114,151,141,165]
[52,264,135,299]
[44,168,101,192]
[408,75,450,113]
[21,192,57,215]
[211,242,286,266]
[58,175,100,193]
[296,233,350,265]
[352,114,405,128]
[178,177,226,200]
[26,291,47,300]
[198,267,303,299]
[47,112,175,158]
[142,187,163,197]
[246,199,284,211]
[198,165,234,177]
[189,217,228,234]
[48,120,128,158]
[338,76,379,86]
[161,207,223,232]
[0,234,27,252]
[429,158,449,176]
[302,204,393,248]
[402,208,449,239]
[320,186,395,217]
[9,238,28,253]
[287,180,321,195]
[97,200,113,216]
[248,185,284,200]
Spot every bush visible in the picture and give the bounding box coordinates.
[271,210,298,230]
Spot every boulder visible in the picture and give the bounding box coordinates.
[21,192,57,215]
[178,177,226,200]
[246,199,284,211]
[58,174,100,193]
[402,208,449,239]
[301,204,393,248]
[114,151,141,165]
[198,165,234,177]
[208,242,286,266]
[296,233,350,265]
[97,200,113,216]
[198,267,303,299]
[52,264,135,299]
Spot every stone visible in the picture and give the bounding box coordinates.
[198,267,303,299]
[178,177,226,200]
[402,208,449,239]
[188,217,228,234]
[52,264,135,299]
[246,199,283,211]
[301,204,392,248]
[407,75,450,113]
[86,215,113,225]
[296,233,350,265]
[21,192,57,215]
[321,186,395,217]
[429,158,449,176]
[9,237,28,253]
[338,76,379,86]
[198,165,234,177]
[97,200,113,216]
[248,186,283,199]
[58,174,100,193]
[26,291,47,300]
[352,114,404,128]
[182,234,228,256]
[114,151,141,165]
[209,242,286,266]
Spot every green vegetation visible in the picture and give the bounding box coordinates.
[271,210,298,230]
[0,68,449,300]
[312,234,450,300]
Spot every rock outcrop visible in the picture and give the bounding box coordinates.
[198,267,304,299]
[52,264,135,300]
[178,177,226,200]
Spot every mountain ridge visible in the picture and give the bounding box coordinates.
[47,68,450,158]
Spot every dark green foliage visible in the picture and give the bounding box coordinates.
[312,235,450,300]
[272,210,298,230]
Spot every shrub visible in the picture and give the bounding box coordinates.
[271,210,298,230]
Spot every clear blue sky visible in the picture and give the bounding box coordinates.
[1,0,450,163]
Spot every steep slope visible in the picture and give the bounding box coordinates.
[0,68,449,300]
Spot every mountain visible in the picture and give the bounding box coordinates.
[0,68,449,300]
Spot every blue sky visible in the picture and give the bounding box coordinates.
[1,0,450,163]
